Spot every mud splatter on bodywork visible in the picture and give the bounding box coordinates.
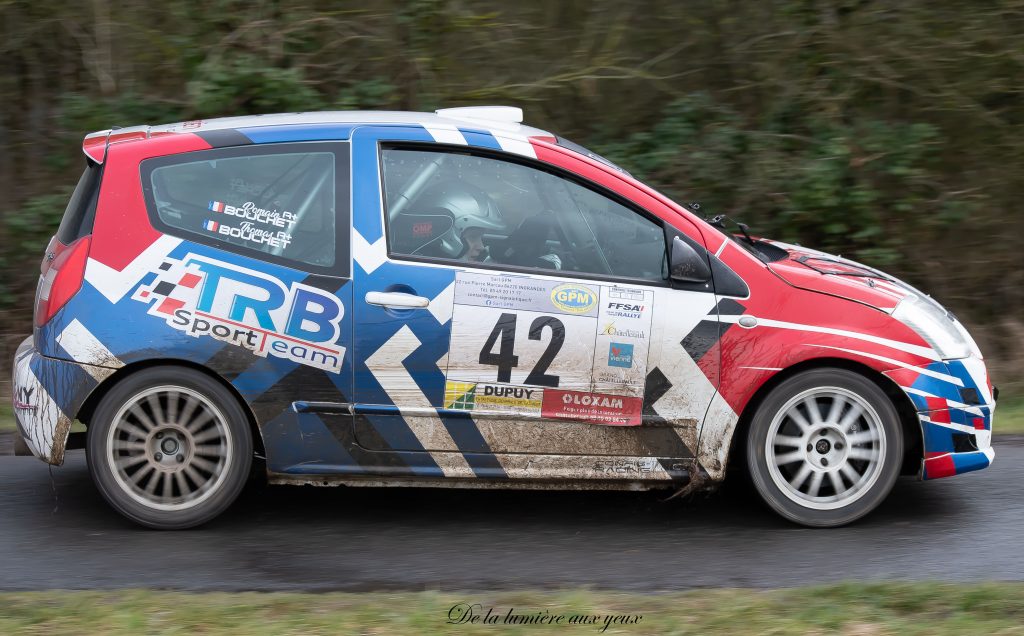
[11,336,113,464]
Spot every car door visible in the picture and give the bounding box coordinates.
[349,126,721,477]
[135,141,355,455]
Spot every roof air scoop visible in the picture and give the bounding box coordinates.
[435,106,524,124]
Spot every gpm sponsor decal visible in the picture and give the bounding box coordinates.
[132,254,345,373]
[550,283,597,315]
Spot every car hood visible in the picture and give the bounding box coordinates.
[760,240,917,312]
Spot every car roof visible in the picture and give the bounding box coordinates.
[82,107,554,163]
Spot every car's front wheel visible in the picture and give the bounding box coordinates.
[86,366,252,529]
[746,368,903,527]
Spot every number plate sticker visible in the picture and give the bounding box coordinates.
[445,272,654,425]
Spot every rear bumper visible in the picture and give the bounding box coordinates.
[884,356,995,480]
[11,336,110,465]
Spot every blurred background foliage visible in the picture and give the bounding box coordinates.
[1,0,1023,387]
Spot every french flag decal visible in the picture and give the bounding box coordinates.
[203,220,219,232]
[208,200,225,213]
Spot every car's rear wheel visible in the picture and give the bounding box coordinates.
[746,368,903,527]
[86,366,252,529]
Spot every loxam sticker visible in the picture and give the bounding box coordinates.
[541,388,643,426]
[132,254,345,372]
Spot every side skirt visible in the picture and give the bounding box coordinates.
[267,475,702,491]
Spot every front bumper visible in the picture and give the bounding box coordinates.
[11,336,111,465]
[884,356,995,480]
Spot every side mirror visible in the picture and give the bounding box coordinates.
[670,235,712,283]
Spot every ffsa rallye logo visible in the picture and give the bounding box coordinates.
[131,254,345,373]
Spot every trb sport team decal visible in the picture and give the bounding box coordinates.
[131,254,345,373]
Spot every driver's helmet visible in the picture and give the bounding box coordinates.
[417,180,506,257]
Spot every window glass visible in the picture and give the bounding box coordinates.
[381,148,666,282]
[146,150,337,268]
[56,162,102,244]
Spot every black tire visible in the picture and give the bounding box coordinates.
[86,366,253,529]
[746,368,903,527]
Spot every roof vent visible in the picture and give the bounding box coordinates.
[435,106,523,124]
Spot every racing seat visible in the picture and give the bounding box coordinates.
[496,215,561,270]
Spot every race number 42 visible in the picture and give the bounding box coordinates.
[479,313,564,387]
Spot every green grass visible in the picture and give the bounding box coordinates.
[0,402,13,433]
[0,403,85,434]
[996,398,1024,434]
[1,584,1024,635]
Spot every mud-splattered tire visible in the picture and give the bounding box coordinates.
[86,367,252,529]
[746,368,903,527]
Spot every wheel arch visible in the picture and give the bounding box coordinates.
[75,359,266,459]
[724,357,922,481]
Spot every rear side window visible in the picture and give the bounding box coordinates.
[141,143,350,275]
[56,161,102,245]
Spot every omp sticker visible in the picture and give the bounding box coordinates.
[443,381,542,415]
[541,389,643,426]
[132,254,345,372]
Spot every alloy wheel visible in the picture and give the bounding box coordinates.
[105,385,233,511]
[764,386,886,511]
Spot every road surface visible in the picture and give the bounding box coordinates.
[1,440,1021,591]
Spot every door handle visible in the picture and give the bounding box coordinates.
[365,291,430,309]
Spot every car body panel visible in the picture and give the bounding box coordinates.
[13,109,993,492]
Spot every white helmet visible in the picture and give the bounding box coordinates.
[415,180,506,258]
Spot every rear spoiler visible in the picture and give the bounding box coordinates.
[81,126,151,164]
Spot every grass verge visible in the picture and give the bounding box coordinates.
[996,397,1024,434]
[0,402,13,432]
[1,584,1024,635]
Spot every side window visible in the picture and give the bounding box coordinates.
[141,143,350,274]
[381,147,667,282]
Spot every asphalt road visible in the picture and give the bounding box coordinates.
[1,440,1022,592]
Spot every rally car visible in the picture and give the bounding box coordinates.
[12,106,995,529]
